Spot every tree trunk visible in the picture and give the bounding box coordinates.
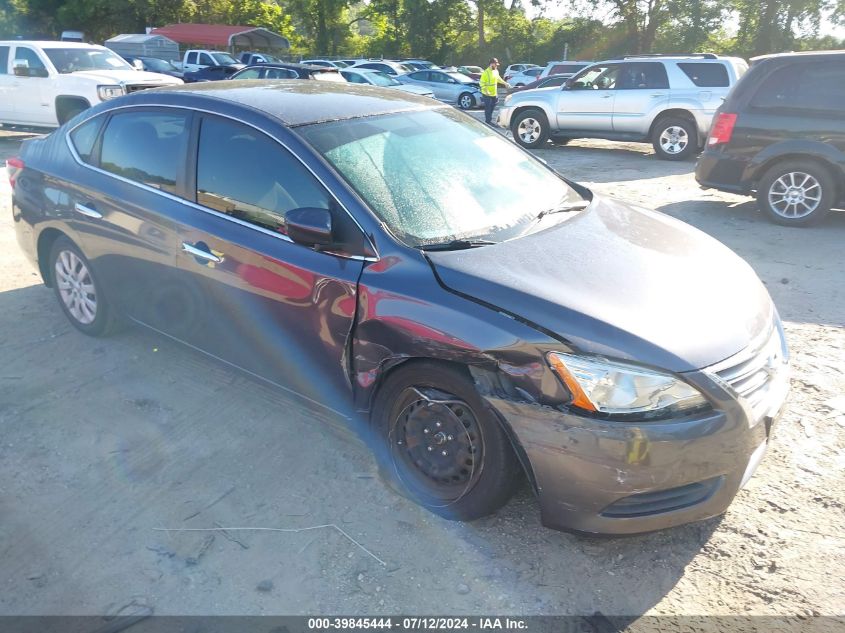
[478,1,486,46]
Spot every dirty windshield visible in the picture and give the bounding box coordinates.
[45,47,133,73]
[299,108,582,246]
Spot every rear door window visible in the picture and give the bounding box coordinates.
[617,62,669,89]
[99,110,190,194]
[265,68,298,79]
[750,62,845,114]
[235,68,262,79]
[186,52,197,64]
[678,63,730,87]
[195,116,331,233]
[0,46,9,74]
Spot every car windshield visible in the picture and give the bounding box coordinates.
[446,72,473,83]
[44,48,133,73]
[367,71,401,86]
[299,108,582,246]
[211,52,238,65]
[141,58,177,72]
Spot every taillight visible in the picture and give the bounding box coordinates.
[708,113,737,147]
[6,157,24,190]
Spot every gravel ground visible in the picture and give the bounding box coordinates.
[0,127,843,618]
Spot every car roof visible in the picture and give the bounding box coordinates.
[0,40,105,48]
[120,80,440,126]
[750,50,845,62]
[244,61,334,71]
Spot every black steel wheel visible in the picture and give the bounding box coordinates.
[373,361,522,521]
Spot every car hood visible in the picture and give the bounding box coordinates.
[394,84,433,96]
[69,69,183,84]
[425,196,773,372]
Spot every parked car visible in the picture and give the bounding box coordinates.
[122,55,183,79]
[9,81,789,535]
[350,60,414,76]
[183,63,244,82]
[503,63,539,81]
[457,65,482,80]
[511,74,570,92]
[340,68,434,97]
[397,69,482,109]
[696,51,845,227]
[508,66,543,87]
[301,59,349,68]
[538,60,593,79]
[238,52,284,65]
[230,62,345,82]
[0,40,182,127]
[498,54,748,159]
[182,49,241,73]
[402,58,438,69]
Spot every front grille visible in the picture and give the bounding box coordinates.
[707,325,789,423]
[125,84,167,94]
[601,477,723,518]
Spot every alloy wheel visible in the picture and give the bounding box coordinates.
[459,94,473,109]
[659,125,689,155]
[517,117,542,144]
[767,171,821,219]
[55,250,97,325]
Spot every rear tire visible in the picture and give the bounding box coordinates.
[372,361,522,521]
[652,116,697,161]
[757,159,836,227]
[49,237,119,336]
[511,109,550,149]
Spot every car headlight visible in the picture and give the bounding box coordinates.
[547,352,708,418]
[97,85,125,101]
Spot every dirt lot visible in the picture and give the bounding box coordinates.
[1,126,843,618]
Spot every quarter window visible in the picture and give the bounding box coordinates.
[750,62,845,113]
[678,63,729,87]
[196,116,331,233]
[0,46,8,74]
[99,111,190,193]
[69,116,104,163]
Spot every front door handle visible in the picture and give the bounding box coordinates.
[74,202,102,219]
[182,241,221,263]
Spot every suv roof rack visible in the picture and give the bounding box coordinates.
[622,53,718,59]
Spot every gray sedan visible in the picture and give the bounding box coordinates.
[340,68,435,98]
[397,69,482,109]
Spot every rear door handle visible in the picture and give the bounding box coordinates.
[74,202,102,219]
[182,241,221,263]
[600,94,613,99]
[650,93,667,98]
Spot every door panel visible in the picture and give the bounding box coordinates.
[555,64,619,131]
[10,46,53,126]
[0,45,13,121]
[174,114,364,411]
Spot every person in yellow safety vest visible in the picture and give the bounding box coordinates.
[479,58,510,125]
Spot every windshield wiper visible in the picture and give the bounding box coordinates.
[534,199,590,222]
[419,239,497,251]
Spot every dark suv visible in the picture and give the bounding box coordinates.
[696,51,845,226]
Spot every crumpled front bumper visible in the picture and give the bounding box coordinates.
[484,360,790,535]
[496,105,514,129]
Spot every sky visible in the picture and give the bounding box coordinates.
[524,1,845,40]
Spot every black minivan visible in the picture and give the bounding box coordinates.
[696,51,845,227]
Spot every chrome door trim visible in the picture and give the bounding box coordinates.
[181,241,222,263]
[74,202,103,219]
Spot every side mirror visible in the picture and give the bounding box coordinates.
[285,207,333,247]
[132,59,144,71]
[13,60,30,77]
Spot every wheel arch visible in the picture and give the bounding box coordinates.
[647,108,698,140]
[748,150,843,198]
[366,356,539,491]
[36,227,71,287]
[55,95,91,125]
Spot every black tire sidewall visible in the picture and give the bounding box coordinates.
[757,160,835,227]
[511,109,549,149]
[458,92,473,110]
[372,361,522,521]
[49,237,114,336]
[652,117,697,161]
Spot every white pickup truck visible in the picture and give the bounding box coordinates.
[0,40,182,128]
[181,49,242,73]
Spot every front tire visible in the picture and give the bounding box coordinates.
[372,361,522,521]
[458,92,475,110]
[652,117,697,161]
[511,109,549,149]
[49,237,118,336]
[757,160,836,227]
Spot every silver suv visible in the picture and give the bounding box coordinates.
[498,54,748,160]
